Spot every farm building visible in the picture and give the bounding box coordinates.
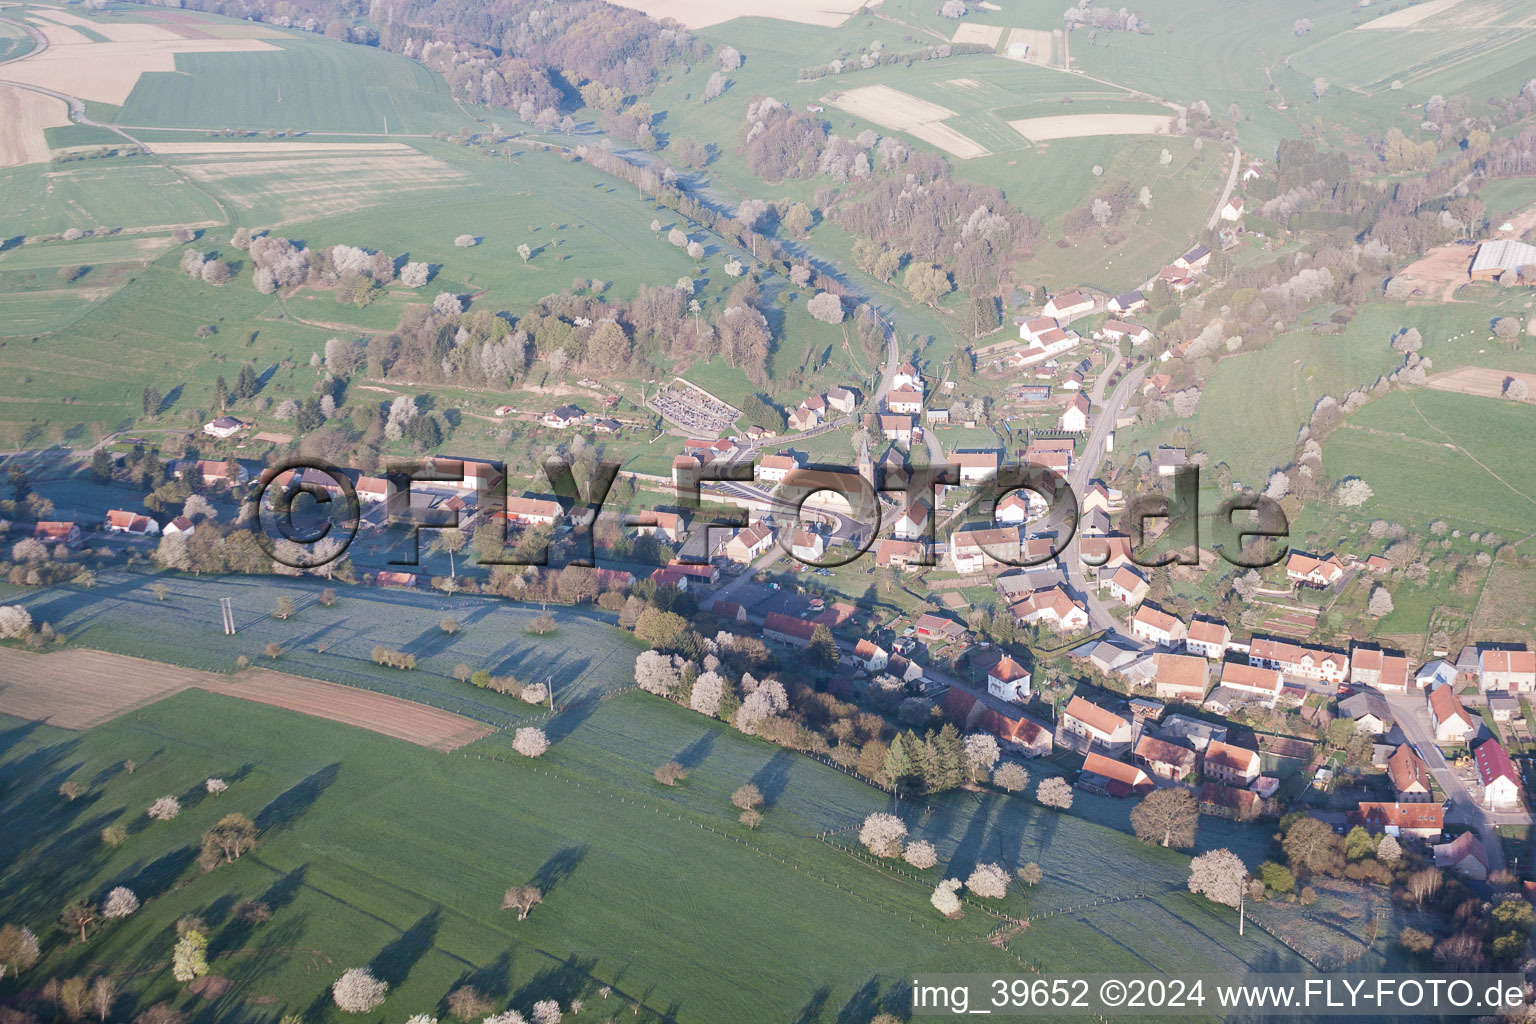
[1469,239,1536,283]
[763,612,816,649]
[105,509,159,536]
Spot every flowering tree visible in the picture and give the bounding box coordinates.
[512,728,549,758]
[859,812,907,857]
[1188,849,1247,909]
[1036,777,1074,810]
[205,777,228,797]
[903,840,939,869]
[993,762,1029,792]
[332,967,387,1012]
[102,887,139,919]
[147,796,181,821]
[966,863,1009,899]
[930,878,963,916]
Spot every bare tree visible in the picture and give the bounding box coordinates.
[993,762,1030,792]
[654,761,688,786]
[1017,862,1043,887]
[1407,867,1442,907]
[0,924,41,978]
[91,975,116,1022]
[503,884,543,920]
[1130,788,1198,849]
[147,795,181,821]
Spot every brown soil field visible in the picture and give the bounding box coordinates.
[1007,113,1174,142]
[1392,242,1475,302]
[1423,365,1536,401]
[825,84,990,159]
[0,648,493,750]
[0,85,69,168]
[1356,0,1463,29]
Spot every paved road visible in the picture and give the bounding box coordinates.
[1064,359,1148,631]
[1386,693,1528,875]
[1206,142,1242,233]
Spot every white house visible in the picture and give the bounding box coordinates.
[1060,393,1091,433]
[1479,647,1536,694]
[1101,320,1152,346]
[891,363,922,392]
[949,450,999,484]
[757,453,801,484]
[1429,685,1478,744]
[826,386,858,415]
[1107,291,1146,314]
[105,509,159,536]
[1105,565,1150,606]
[788,405,821,431]
[1042,291,1094,320]
[1185,618,1231,659]
[1009,585,1089,631]
[879,413,914,445]
[853,638,888,673]
[202,416,243,439]
[949,526,1020,574]
[162,516,195,536]
[790,528,826,563]
[895,501,931,540]
[1475,739,1522,809]
[1130,604,1186,647]
[541,404,585,428]
[1018,315,1060,343]
[503,496,563,526]
[885,387,923,415]
[1220,197,1244,222]
[1056,696,1133,756]
[723,522,775,564]
[987,654,1032,702]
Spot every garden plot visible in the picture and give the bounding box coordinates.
[825,84,991,159]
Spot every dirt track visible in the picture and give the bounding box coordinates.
[0,648,493,750]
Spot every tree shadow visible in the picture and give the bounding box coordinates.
[510,953,600,1014]
[370,906,441,987]
[751,747,796,805]
[448,950,513,1005]
[672,731,714,770]
[260,862,309,913]
[544,691,599,743]
[117,843,198,901]
[532,844,588,897]
[255,762,340,832]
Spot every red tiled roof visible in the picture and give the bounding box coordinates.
[1082,752,1150,793]
[1355,802,1443,833]
[763,611,816,642]
[990,655,1029,683]
[1476,739,1520,788]
[1204,740,1258,775]
[1387,745,1431,794]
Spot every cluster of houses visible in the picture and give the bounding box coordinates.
[788,384,860,433]
[875,364,925,447]
[1156,244,1212,294]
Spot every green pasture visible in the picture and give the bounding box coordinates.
[1321,387,1536,538]
[117,34,469,134]
[0,161,228,238]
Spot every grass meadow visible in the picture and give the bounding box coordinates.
[0,17,34,61]
[1321,388,1536,539]
[0,160,228,238]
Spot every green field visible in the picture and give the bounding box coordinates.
[117,34,469,134]
[1190,307,1411,490]
[0,16,34,61]
[1322,387,1536,538]
[0,160,228,238]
